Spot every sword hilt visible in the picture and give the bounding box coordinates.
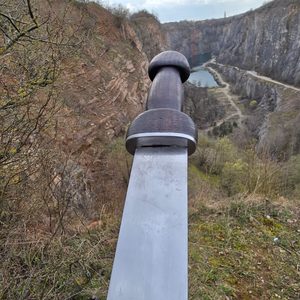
[126,51,197,155]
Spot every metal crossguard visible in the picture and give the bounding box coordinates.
[107,51,197,300]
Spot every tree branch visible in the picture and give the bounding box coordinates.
[0,12,20,32]
[26,0,38,26]
[4,23,38,52]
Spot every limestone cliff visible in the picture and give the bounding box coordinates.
[163,0,300,87]
[130,11,167,60]
[52,1,153,214]
[210,63,300,158]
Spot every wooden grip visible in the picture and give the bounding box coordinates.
[146,67,184,111]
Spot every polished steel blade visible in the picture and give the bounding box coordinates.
[107,147,188,300]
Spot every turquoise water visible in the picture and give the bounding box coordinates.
[188,67,218,88]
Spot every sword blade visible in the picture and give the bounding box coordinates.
[107,147,188,300]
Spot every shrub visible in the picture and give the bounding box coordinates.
[249,100,258,109]
[212,121,234,137]
[281,154,300,197]
[221,159,248,195]
[195,136,237,175]
[194,136,284,197]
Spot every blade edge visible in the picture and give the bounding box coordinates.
[107,147,188,300]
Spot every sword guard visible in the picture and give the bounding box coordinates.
[126,108,197,155]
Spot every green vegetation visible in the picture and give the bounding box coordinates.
[212,121,234,137]
[189,199,300,299]
[249,99,258,109]
[188,136,300,299]
[191,136,300,198]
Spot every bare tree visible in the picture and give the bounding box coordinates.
[0,0,88,234]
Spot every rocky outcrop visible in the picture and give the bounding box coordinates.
[130,11,167,60]
[163,0,300,87]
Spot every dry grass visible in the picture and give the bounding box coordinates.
[0,214,119,300]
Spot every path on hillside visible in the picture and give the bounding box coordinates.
[199,60,300,133]
[246,71,300,92]
[210,61,300,92]
[202,62,245,132]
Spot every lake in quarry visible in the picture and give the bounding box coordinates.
[188,66,219,88]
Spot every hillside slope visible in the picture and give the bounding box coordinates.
[49,0,151,213]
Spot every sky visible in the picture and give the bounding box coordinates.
[103,0,268,23]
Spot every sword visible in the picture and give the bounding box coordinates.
[107,51,197,300]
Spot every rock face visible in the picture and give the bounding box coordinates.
[211,63,300,159]
[163,0,300,87]
[130,11,167,60]
[35,0,152,217]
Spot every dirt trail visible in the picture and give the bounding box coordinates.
[201,62,245,132]
[246,71,300,92]
[211,60,300,92]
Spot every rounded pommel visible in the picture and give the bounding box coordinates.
[148,51,190,83]
[126,109,197,156]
